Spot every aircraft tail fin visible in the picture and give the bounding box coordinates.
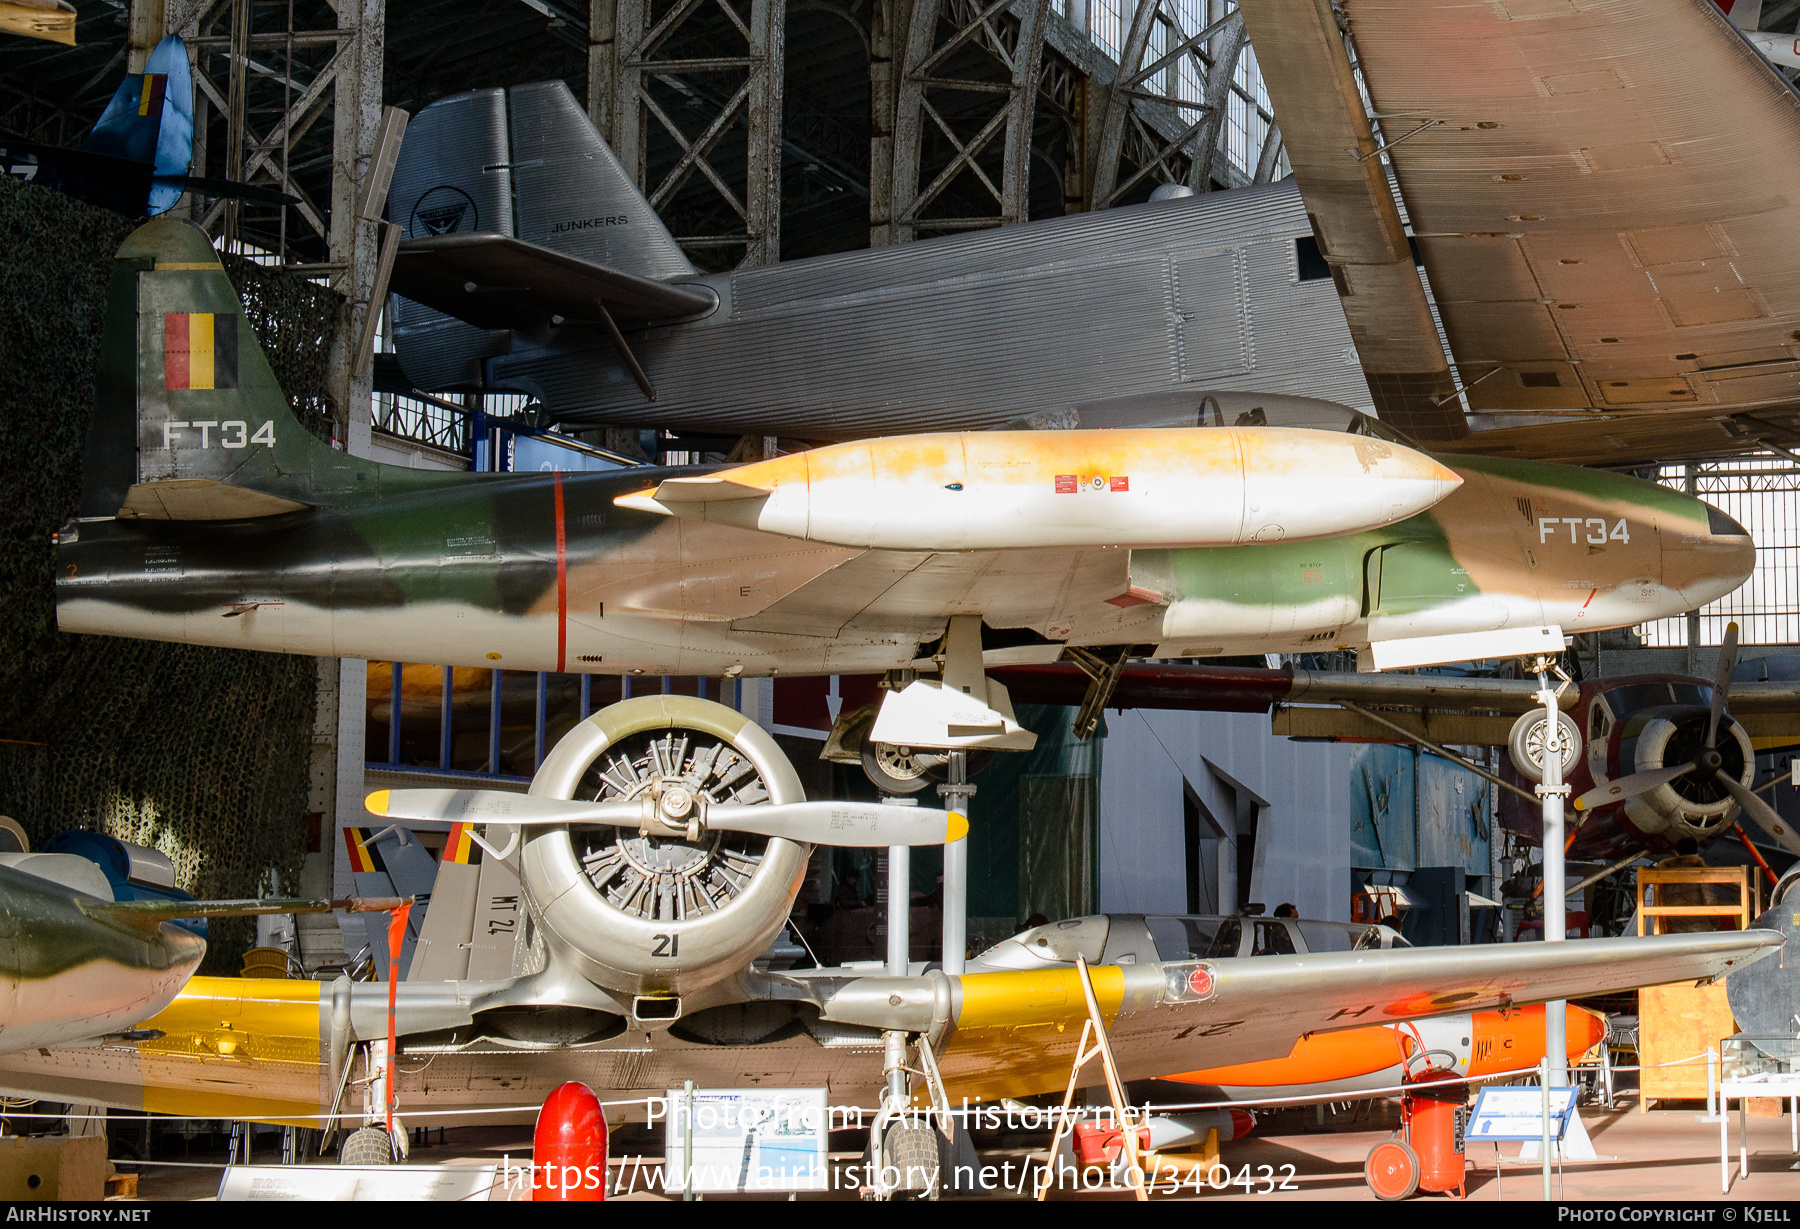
[387,80,694,389]
[80,216,391,519]
[1718,0,1764,30]
[82,35,194,215]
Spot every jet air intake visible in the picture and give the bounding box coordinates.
[614,427,1463,551]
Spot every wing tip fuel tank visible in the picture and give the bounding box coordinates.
[615,427,1461,551]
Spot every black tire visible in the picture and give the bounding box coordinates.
[881,1119,941,1200]
[861,742,941,795]
[1506,709,1581,783]
[339,1126,399,1166]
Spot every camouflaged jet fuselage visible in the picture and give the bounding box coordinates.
[54,219,1755,677]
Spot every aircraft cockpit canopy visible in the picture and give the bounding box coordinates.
[1060,388,1414,446]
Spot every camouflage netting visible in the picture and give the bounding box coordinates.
[0,176,341,973]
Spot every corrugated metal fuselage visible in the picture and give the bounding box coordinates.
[399,182,1372,438]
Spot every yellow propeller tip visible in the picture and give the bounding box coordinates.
[365,790,390,816]
[946,812,969,843]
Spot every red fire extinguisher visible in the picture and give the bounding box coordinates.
[1364,1049,1469,1200]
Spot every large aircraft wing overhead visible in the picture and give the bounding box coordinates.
[1233,0,1467,444]
[1239,0,1800,465]
[390,232,715,330]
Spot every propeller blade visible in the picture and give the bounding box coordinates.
[1571,763,1694,812]
[1713,770,1800,857]
[706,801,968,847]
[1707,620,1740,749]
[367,788,638,826]
[366,790,967,847]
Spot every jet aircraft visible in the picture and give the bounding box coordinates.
[1713,0,1800,70]
[57,219,1752,723]
[971,913,1610,1101]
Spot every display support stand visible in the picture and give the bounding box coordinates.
[1034,955,1148,1202]
[1534,656,1569,1098]
[1515,655,1602,1165]
[939,750,973,975]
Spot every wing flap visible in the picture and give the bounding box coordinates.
[117,479,310,521]
[390,232,714,330]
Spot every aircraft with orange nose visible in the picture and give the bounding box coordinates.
[1164,1003,1609,1105]
[968,914,1611,1105]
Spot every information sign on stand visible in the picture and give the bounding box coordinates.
[1467,1086,1577,1142]
[663,1087,830,1194]
[217,1164,501,1201]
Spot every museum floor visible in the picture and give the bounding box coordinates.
[120,1091,1800,1202]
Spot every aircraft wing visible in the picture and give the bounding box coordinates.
[992,660,1567,744]
[1239,0,1800,465]
[0,1,76,47]
[390,232,715,329]
[0,930,1773,1122]
[935,929,1780,1099]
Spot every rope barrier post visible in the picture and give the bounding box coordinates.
[682,1079,695,1202]
[1541,1056,1552,1201]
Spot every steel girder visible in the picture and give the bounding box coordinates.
[884,0,1052,241]
[591,0,786,268]
[1089,3,1267,210]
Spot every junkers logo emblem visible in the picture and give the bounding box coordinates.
[409,185,478,237]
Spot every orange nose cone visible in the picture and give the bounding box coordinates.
[1568,1005,1607,1063]
[1467,1004,1609,1078]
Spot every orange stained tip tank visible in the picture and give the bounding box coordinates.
[1167,1003,1608,1087]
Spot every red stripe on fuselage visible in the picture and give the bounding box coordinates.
[553,472,567,673]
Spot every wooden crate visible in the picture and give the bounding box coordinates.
[1635,865,1763,1108]
[0,1136,106,1200]
[1638,980,1738,1106]
[1636,865,1760,935]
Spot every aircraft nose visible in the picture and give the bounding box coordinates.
[1568,1005,1608,1063]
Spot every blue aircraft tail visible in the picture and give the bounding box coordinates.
[83,35,195,215]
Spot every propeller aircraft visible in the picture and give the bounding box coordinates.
[0,35,296,217]
[0,699,1776,1153]
[7,167,1783,1169]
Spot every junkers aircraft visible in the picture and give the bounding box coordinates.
[384,28,1800,469]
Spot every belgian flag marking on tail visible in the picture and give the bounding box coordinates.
[343,827,383,874]
[164,313,238,391]
[137,74,167,118]
[444,823,480,865]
